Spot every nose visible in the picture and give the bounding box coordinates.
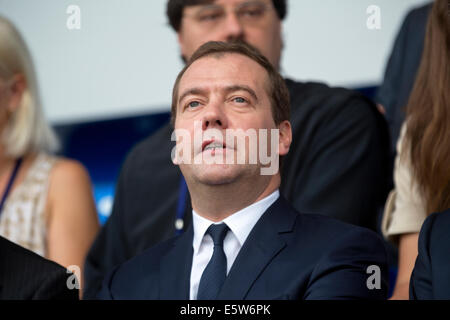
[202,100,228,130]
[221,12,245,42]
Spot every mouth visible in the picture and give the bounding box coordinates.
[202,140,227,152]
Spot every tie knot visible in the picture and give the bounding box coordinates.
[206,223,229,246]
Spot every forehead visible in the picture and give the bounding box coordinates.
[179,53,269,93]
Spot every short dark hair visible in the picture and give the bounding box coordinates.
[166,0,287,32]
[171,41,290,127]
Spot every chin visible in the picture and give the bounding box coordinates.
[195,165,241,186]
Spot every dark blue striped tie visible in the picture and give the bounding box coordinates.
[197,223,229,300]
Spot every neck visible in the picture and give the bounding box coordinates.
[189,174,280,222]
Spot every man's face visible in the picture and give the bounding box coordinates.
[178,0,282,69]
[173,53,290,186]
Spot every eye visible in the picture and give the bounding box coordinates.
[187,101,201,108]
[240,7,264,18]
[198,11,223,22]
[232,97,247,104]
[238,4,266,19]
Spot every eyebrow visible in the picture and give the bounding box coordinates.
[178,87,209,105]
[196,4,221,12]
[178,85,259,105]
[223,85,259,102]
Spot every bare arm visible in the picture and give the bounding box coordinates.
[45,159,100,294]
[389,232,419,300]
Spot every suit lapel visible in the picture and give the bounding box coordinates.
[158,225,194,299]
[217,197,297,299]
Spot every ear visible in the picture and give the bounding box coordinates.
[278,120,291,156]
[6,74,26,113]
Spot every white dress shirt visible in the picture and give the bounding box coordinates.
[189,190,280,300]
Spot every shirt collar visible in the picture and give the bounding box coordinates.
[192,190,280,254]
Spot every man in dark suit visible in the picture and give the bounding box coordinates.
[85,0,390,299]
[0,236,78,300]
[98,41,388,300]
[410,208,450,300]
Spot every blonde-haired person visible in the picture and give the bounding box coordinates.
[0,16,99,295]
[381,0,450,300]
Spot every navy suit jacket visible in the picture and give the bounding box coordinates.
[98,197,388,300]
[410,208,450,300]
[0,236,78,300]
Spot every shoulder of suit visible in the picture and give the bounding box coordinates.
[285,78,364,99]
[285,78,376,116]
[122,121,174,170]
[293,212,384,252]
[276,197,376,238]
[422,209,450,245]
[405,2,432,24]
[0,236,68,277]
[297,212,372,233]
